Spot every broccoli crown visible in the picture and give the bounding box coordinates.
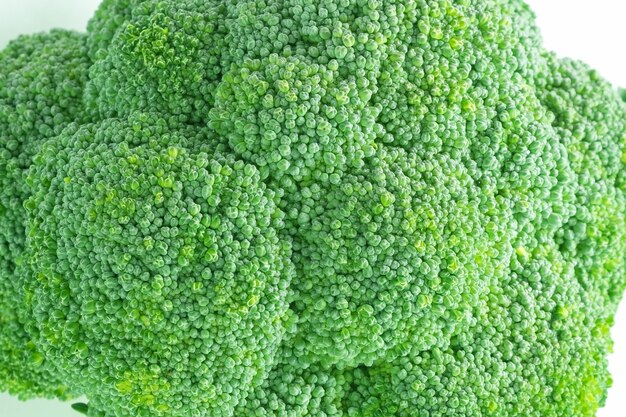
[0,29,90,400]
[26,113,295,417]
[1,0,626,417]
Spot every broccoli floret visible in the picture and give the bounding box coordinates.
[210,0,420,185]
[235,345,349,417]
[85,0,143,59]
[86,0,227,123]
[337,241,619,416]
[2,0,626,416]
[289,146,492,367]
[25,112,295,417]
[537,55,626,307]
[0,29,90,400]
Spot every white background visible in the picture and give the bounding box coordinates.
[0,0,625,416]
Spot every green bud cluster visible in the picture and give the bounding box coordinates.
[1,1,626,416]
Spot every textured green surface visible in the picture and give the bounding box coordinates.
[0,29,90,401]
[2,1,626,416]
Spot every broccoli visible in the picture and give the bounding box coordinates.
[1,0,626,416]
[0,29,90,400]
[26,113,295,417]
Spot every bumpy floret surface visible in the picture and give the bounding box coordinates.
[1,1,626,417]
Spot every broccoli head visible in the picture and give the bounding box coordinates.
[0,0,626,417]
[0,29,90,400]
[25,113,295,417]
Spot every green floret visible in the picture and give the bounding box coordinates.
[537,55,626,308]
[289,146,494,367]
[86,0,143,59]
[235,345,349,417]
[25,113,295,417]
[343,243,618,417]
[0,29,90,400]
[371,0,542,153]
[86,0,227,123]
[3,0,626,416]
[210,0,400,185]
